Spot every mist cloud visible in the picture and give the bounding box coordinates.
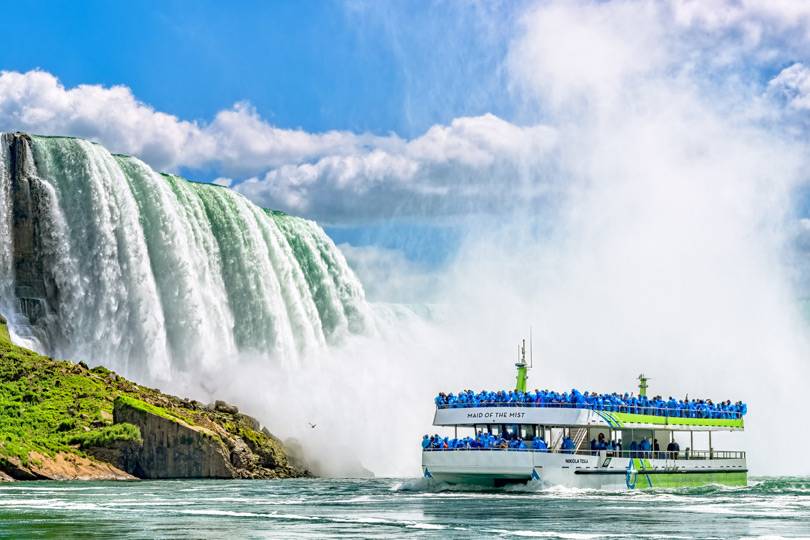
[195,1,810,477]
[430,0,810,476]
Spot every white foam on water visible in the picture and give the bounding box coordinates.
[0,499,102,512]
[341,495,376,503]
[0,486,100,492]
[406,523,447,530]
[486,530,627,539]
[178,508,265,518]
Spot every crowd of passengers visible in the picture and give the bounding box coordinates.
[422,432,550,451]
[434,388,747,419]
[421,431,684,459]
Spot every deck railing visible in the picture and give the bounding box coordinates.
[422,447,746,460]
[435,401,744,420]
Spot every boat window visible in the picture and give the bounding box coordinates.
[522,425,536,439]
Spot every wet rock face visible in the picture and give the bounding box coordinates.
[7,134,47,323]
[113,399,236,479]
[109,397,303,479]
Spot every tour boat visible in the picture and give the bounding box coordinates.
[421,341,747,489]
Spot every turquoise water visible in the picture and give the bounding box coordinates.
[0,478,808,538]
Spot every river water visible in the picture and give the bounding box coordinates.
[0,477,807,539]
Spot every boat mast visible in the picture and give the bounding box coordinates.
[638,373,649,397]
[515,339,528,392]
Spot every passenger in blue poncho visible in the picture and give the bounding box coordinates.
[434,387,748,419]
[561,436,576,454]
[639,437,652,458]
[532,436,549,452]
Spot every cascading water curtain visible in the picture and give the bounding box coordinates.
[0,133,371,380]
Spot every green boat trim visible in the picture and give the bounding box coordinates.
[605,411,744,429]
[574,468,748,475]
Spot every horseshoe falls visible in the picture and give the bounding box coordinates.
[0,133,371,381]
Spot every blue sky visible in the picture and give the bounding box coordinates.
[0,0,516,137]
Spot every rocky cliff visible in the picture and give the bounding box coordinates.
[98,395,299,479]
[0,319,306,481]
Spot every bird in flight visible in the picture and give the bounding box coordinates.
[308,422,317,429]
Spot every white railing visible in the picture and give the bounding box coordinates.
[434,401,744,420]
[422,447,746,460]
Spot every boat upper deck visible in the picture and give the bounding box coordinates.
[433,344,747,432]
[433,403,744,430]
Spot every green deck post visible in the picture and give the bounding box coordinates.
[515,363,527,392]
[638,373,649,397]
[515,339,528,392]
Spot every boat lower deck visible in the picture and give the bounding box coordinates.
[422,449,747,489]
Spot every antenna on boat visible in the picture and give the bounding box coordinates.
[638,373,650,397]
[529,327,533,369]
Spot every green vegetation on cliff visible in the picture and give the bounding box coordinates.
[0,326,129,464]
[67,423,142,449]
[114,395,187,424]
[0,319,303,479]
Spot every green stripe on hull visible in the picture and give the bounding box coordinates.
[634,471,747,489]
[609,412,743,429]
[625,458,746,489]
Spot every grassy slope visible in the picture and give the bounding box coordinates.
[0,327,142,465]
[0,321,292,474]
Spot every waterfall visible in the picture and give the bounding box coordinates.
[0,133,371,380]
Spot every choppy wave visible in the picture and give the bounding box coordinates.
[1,477,808,539]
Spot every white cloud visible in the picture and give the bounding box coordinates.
[0,70,558,222]
[768,63,810,110]
[0,70,377,175]
[211,177,234,187]
[234,114,558,221]
[671,0,810,40]
[0,70,199,170]
[666,0,810,69]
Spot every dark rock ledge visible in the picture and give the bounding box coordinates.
[0,318,308,481]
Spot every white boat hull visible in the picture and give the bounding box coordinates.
[422,450,747,489]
